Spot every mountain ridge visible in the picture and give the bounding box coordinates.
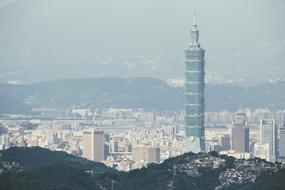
[0,77,284,114]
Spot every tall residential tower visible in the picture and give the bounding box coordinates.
[260,119,278,162]
[183,12,205,153]
[231,108,250,153]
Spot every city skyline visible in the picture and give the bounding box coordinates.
[0,1,285,189]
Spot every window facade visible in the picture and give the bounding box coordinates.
[184,47,205,140]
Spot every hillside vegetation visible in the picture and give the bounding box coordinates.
[0,147,284,190]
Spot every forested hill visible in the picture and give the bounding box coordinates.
[0,147,285,190]
[0,77,284,114]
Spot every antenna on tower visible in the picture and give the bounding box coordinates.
[193,10,197,26]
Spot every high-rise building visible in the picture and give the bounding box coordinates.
[279,126,285,162]
[260,119,278,162]
[183,12,205,153]
[253,142,270,161]
[83,129,104,161]
[132,146,160,163]
[231,108,249,153]
[220,135,231,151]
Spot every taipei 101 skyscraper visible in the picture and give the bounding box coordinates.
[183,12,205,153]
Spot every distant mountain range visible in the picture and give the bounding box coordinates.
[0,77,285,114]
[0,147,284,190]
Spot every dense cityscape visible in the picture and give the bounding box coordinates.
[1,106,284,172]
[0,13,285,174]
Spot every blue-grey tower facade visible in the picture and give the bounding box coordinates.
[183,13,205,153]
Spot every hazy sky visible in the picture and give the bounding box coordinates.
[0,0,284,83]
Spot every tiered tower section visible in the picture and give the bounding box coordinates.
[184,12,205,153]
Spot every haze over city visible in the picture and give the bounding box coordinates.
[0,0,284,83]
[0,1,285,190]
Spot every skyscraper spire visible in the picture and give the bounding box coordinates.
[191,11,199,46]
[193,10,197,26]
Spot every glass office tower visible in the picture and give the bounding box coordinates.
[183,13,205,153]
